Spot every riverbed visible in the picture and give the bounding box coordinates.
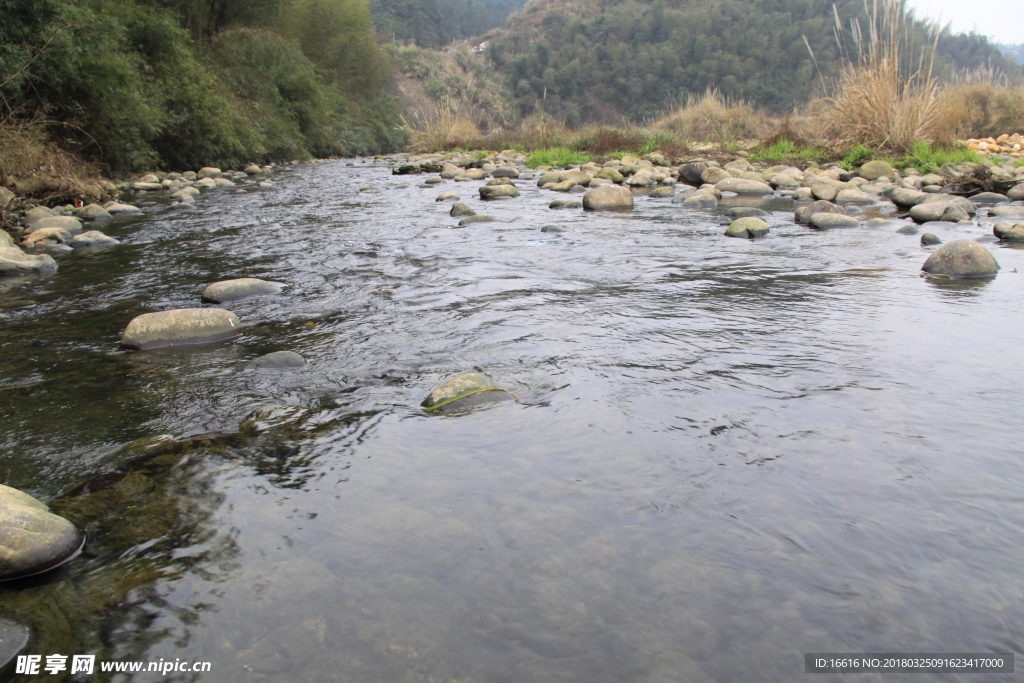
[1,158,1022,682]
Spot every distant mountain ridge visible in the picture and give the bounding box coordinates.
[478,0,1017,124]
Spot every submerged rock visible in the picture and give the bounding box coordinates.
[436,192,460,202]
[549,199,581,209]
[201,278,284,303]
[249,350,306,369]
[121,308,242,350]
[582,184,634,211]
[0,484,84,581]
[727,207,769,219]
[921,239,999,278]
[421,372,516,414]
[0,616,30,672]
[921,233,942,246]
[724,217,769,238]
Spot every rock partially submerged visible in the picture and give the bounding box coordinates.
[450,203,475,217]
[993,223,1024,242]
[202,278,284,303]
[582,184,633,211]
[479,185,520,199]
[724,217,769,238]
[121,308,242,350]
[0,484,84,581]
[921,239,999,278]
[249,350,306,369]
[70,230,119,248]
[715,177,772,195]
[810,213,860,229]
[422,372,516,414]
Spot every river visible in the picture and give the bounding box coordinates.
[1,158,1022,682]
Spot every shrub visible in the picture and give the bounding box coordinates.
[651,89,765,146]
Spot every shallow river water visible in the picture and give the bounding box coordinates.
[2,159,1023,682]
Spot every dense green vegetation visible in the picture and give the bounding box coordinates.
[486,0,1018,125]
[370,0,526,47]
[0,0,405,173]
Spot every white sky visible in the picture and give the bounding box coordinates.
[904,0,1023,44]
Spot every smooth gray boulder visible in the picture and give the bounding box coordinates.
[201,278,284,303]
[436,192,460,202]
[989,205,1024,217]
[0,484,84,581]
[583,184,634,211]
[796,200,844,223]
[920,233,942,246]
[491,167,520,178]
[715,178,772,195]
[250,350,306,369]
[971,192,1008,203]
[26,216,83,234]
[541,224,568,233]
[70,230,119,248]
[909,198,975,224]
[23,207,55,224]
[76,204,112,221]
[921,239,999,278]
[0,231,57,275]
[197,166,222,179]
[421,372,516,414]
[810,180,841,202]
[890,187,929,208]
[121,308,242,350]
[479,185,520,199]
[993,223,1024,242]
[1007,183,1024,200]
[724,217,769,238]
[810,213,860,229]
[835,188,876,204]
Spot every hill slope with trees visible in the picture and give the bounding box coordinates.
[482,0,1017,125]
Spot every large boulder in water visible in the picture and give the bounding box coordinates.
[201,277,284,303]
[69,230,119,248]
[677,162,707,185]
[27,216,83,234]
[121,308,242,350]
[0,484,84,581]
[0,231,57,275]
[422,372,516,414]
[921,239,999,278]
[582,184,633,211]
[450,203,475,217]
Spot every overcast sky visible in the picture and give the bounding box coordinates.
[904,0,1022,44]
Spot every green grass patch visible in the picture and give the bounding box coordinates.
[526,148,592,168]
[838,144,876,170]
[894,142,983,173]
[750,138,827,162]
[1015,158,1024,167]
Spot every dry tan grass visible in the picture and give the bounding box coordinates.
[408,104,484,151]
[937,77,1024,139]
[0,119,107,202]
[651,89,766,145]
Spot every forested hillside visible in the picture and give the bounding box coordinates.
[484,0,1017,124]
[370,0,526,47]
[998,43,1024,65]
[0,0,405,173]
